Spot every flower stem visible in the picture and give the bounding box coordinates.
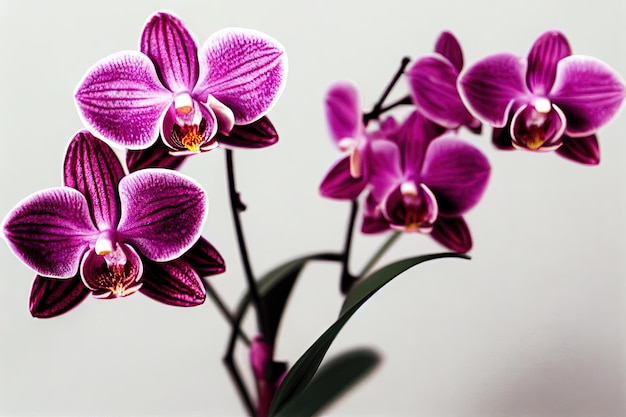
[225,149,270,339]
[340,199,359,295]
[363,56,412,124]
[357,231,402,279]
[201,278,250,346]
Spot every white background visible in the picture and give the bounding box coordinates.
[1,1,625,416]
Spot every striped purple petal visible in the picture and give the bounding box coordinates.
[421,137,491,216]
[194,28,287,124]
[431,216,472,253]
[116,169,207,262]
[75,51,173,149]
[458,53,530,127]
[434,31,464,73]
[549,55,626,136]
[2,188,98,277]
[29,274,90,318]
[64,131,124,230]
[141,11,200,92]
[555,134,600,165]
[319,154,368,200]
[216,116,279,148]
[139,257,206,306]
[526,31,571,95]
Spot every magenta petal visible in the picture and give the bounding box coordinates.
[195,28,287,124]
[117,169,207,262]
[526,31,571,95]
[325,80,362,145]
[555,134,600,165]
[550,56,626,136]
[216,116,279,148]
[126,140,189,172]
[408,55,475,129]
[431,216,472,253]
[139,257,206,306]
[361,193,390,234]
[458,53,530,127]
[64,131,124,230]
[319,155,368,200]
[141,11,199,92]
[396,111,446,178]
[2,188,97,278]
[29,275,90,318]
[367,140,403,202]
[75,51,172,149]
[421,137,491,216]
[182,237,225,276]
[434,31,464,72]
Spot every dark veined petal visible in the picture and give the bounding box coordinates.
[324,80,362,146]
[458,53,530,127]
[2,188,97,278]
[116,169,207,262]
[526,31,571,95]
[510,103,566,151]
[407,55,475,129]
[216,116,279,148]
[549,55,626,137]
[75,51,172,149]
[421,137,491,216]
[319,155,368,200]
[139,256,206,306]
[64,131,125,230]
[182,237,226,277]
[361,193,390,234]
[29,274,90,318]
[194,28,287,124]
[431,216,472,253]
[434,31,464,72]
[141,11,200,92]
[126,139,189,172]
[555,134,600,165]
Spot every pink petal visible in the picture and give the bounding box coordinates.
[194,28,287,124]
[434,31,464,72]
[550,55,626,136]
[526,31,571,95]
[2,188,97,278]
[458,53,530,127]
[139,257,206,306]
[324,80,362,146]
[29,275,90,318]
[116,169,207,262]
[75,51,172,149]
[141,11,200,92]
[319,155,368,200]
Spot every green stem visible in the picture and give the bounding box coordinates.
[357,231,402,279]
[201,278,250,346]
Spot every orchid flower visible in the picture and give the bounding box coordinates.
[362,111,490,252]
[319,81,397,200]
[458,30,626,157]
[75,11,287,154]
[406,31,481,133]
[2,131,215,317]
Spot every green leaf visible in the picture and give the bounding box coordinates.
[268,252,469,416]
[236,253,341,347]
[275,348,380,417]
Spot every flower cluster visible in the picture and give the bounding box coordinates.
[2,10,625,417]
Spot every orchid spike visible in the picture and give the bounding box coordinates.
[2,131,222,317]
[75,11,287,154]
[458,30,626,157]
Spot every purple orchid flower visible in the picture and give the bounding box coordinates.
[2,131,217,317]
[319,80,398,200]
[362,111,490,253]
[75,11,287,154]
[406,31,481,133]
[458,31,626,157]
